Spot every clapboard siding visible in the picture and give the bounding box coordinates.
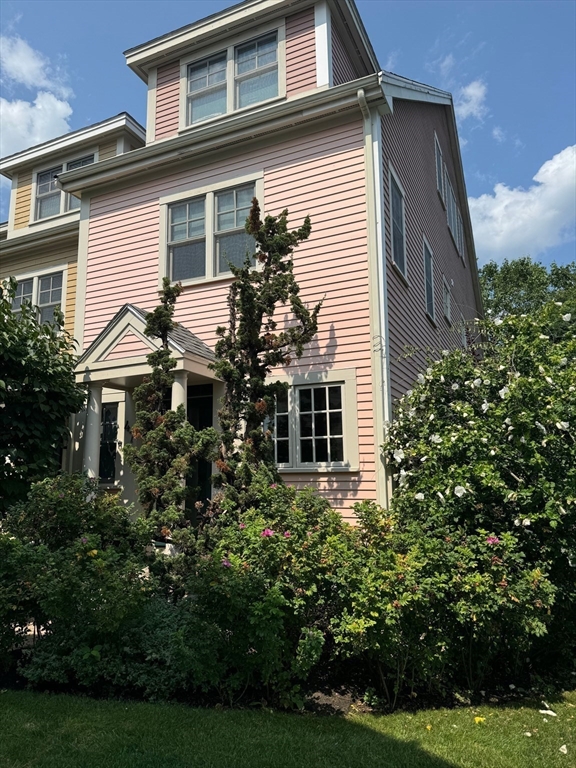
[155,61,180,140]
[14,171,33,229]
[285,8,316,96]
[104,332,151,360]
[65,260,77,336]
[382,99,480,406]
[332,25,357,85]
[84,118,374,515]
[98,140,117,160]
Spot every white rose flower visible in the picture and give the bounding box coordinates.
[442,350,449,356]
[454,486,466,497]
[560,358,568,366]
[514,518,521,526]
[556,422,569,431]
[452,383,459,390]
[481,401,489,413]
[440,375,445,383]
[535,421,547,433]
[481,437,488,443]
[398,469,408,486]
[420,456,428,462]
[494,318,503,326]
[429,434,442,444]
[545,376,554,385]
[437,491,445,502]
[483,379,490,385]
[474,378,482,387]
[417,373,425,383]
[499,386,509,399]
[427,367,433,375]
[539,334,549,340]
[415,492,425,501]
[562,313,571,321]
[523,518,531,527]
[393,448,405,462]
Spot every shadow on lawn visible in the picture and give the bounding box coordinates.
[0,690,460,768]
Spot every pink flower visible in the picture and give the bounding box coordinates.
[81,537,88,544]
[270,483,278,489]
[283,531,291,538]
[239,523,246,530]
[486,536,500,545]
[261,528,275,537]
[222,558,232,568]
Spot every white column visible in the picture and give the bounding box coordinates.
[171,370,188,416]
[83,384,102,478]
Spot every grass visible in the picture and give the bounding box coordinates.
[1,689,574,768]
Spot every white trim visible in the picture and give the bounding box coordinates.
[178,21,286,133]
[158,171,264,289]
[74,195,91,350]
[314,1,332,88]
[146,67,157,144]
[388,162,407,280]
[7,176,17,230]
[422,235,435,321]
[270,368,359,473]
[442,275,452,324]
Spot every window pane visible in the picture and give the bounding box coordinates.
[276,414,289,439]
[37,193,61,219]
[67,155,94,171]
[299,389,312,412]
[189,86,226,124]
[12,279,33,311]
[217,191,235,212]
[392,223,404,272]
[68,195,81,210]
[171,223,187,241]
[330,438,344,462]
[39,305,58,324]
[314,412,327,437]
[315,438,328,463]
[171,204,188,224]
[236,185,254,208]
[300,413,313,438]
[237,69,278,109]
[171,241,206,281]
[277,389,288,413]
[328,386,342,410]
[188,219,204,238]
[216,231,255,273]
[329,411,342,436]
[276,440,289,464]
[217,211,235,231]
[301,439,313,463]
[313,387,326,411]
[235,42,257,74]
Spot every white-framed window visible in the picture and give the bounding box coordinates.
[389,169,406,276]
[442,278,452,323]
[444,164,465,260]
[434,134,444,202]
[35,154,94,220]
[270,369,359,472]
[160,173,263,286]
[423,239,434,319]
[181,25,284,128]
[11,266,66,325]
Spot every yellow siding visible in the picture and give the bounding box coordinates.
[14,171,33,229]
[98,140,117,161]
[64,260,77,336]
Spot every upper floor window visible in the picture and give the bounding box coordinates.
[166,181,256,283]
[443,278,452,323]
[444,166,465,261]
[11,270,63,324]
[434,135,444,202]
[35,154,94,220]
[390,174,406,275]
[185,32,278,126]
[423,241,434,319]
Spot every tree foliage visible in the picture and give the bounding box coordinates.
[479,256,576,316]
[0,278,86,513]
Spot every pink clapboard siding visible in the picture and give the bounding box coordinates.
[285,8,317,96]
[84,119,374,518]
[155,62,180,140]
[381,99,480,406]
[332,24,357,85]
[103,332,150,361]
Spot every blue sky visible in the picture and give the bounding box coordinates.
[1,0,575,266]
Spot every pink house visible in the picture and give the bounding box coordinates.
[2,0,483,520]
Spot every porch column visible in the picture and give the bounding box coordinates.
[83,384,102,478]
[171,371,188,416]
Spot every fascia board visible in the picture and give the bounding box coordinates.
[380,73,452,108]
[124,0,308,82]
[0,115,146,177]
[0,221,79,253]
[329,0,380,76]
[58,75,385,194]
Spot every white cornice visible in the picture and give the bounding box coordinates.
[0,220,78,254]
[0,114,145,178]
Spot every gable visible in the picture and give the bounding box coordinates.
[101,329,154,361]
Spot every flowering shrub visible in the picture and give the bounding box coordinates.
[376,302,576,690]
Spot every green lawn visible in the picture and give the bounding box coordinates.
[1,689,574,768]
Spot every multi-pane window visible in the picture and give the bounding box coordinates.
[235,34,278,110]
[390,176,406,274]
[167,183,256,282]
[215,185,255,274]
[11,271,63,324]
[435,137,444,200]
[274,389,290,465]
[298,385,344,464]
[185,32,279,126]
[423,242,434,318]
[99,403,119,483]
[35,155,94,219]
[443,279,452,322]
[444,165,465,260]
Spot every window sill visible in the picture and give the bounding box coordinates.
[443,313,452,326]
[169,272,236,290]
[391,260,410,287]
[28,209,79,228]
[279,465,359,474]
[425,311,437,328]
[178,94,286,136]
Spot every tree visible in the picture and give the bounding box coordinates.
[123,279,217,537]
[211,198,322,504]
[0,278,86,513]
[479,256,576,316]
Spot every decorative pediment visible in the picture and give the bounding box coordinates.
[101,330,154,362]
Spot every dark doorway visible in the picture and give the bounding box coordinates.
[186,384,213,518]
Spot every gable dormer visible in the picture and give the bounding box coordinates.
[125,0,378,145]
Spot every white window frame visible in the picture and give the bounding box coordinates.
[434,133,445,205]
[10,263,68,324]
[422,236,435,321]
[158,172,264,288]
[178,20,286,132]
[31,149,98,224]
[268,368,359,473]
[444,163,465,261]
[389,164,407,280]
[442,277,452,324]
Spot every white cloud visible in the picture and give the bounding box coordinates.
[384,50,399,71]
[0,35,71,98]
[438,54,455,80]
[455,79,488,122]
[0,91,73,158]
[492,126,506,143]
[469,145,576,263]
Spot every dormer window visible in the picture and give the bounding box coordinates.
[35,154,95,220]
[185,32,279,126]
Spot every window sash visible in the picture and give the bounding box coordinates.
[391,177,405,273]
[35,156,94,219]
[443,281,452,322]
[435,138,444,199]
[424,244,434,318]
[11,271,63,324]
[296,384,344,466]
